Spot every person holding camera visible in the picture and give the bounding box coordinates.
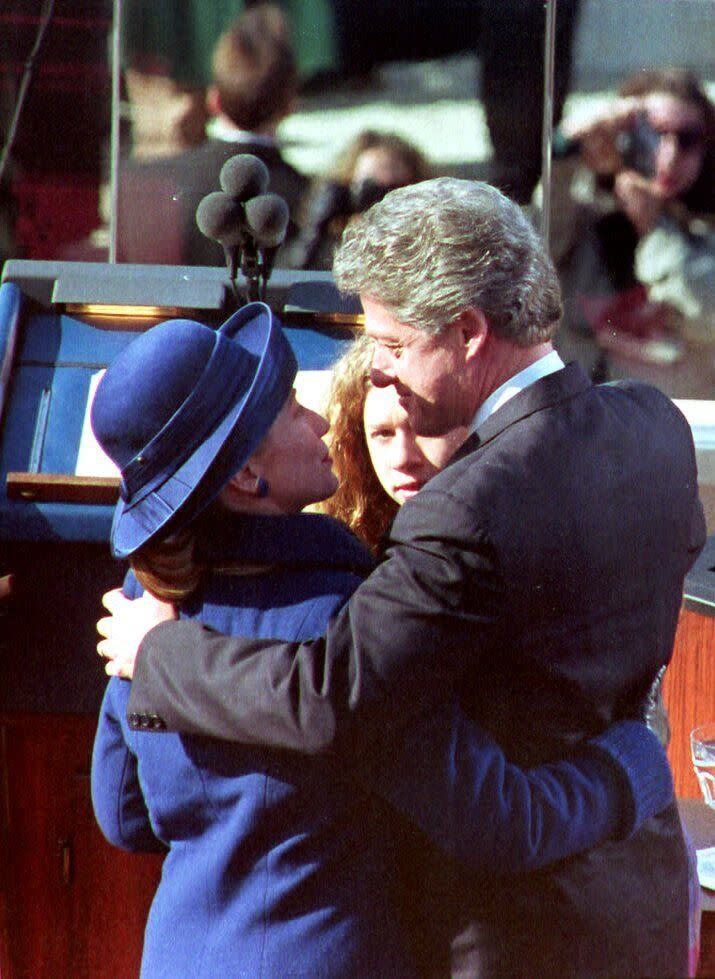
[551,68,715,389]
[291,130,432,270]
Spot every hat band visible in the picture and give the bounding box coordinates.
[120,332,256,504]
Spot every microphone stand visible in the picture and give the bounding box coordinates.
[223,245,242,305]
[240,238,261,303]
[256,247,279,302]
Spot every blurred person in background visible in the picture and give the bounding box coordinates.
[121,0,339,160]
[329,0,581,204]
[117,3,308,267]
[551,68,715,389]
[292,130,432,269]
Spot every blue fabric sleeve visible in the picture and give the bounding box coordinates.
[123,570,143,600]
[364,707,673,873]
[91,679,165,854]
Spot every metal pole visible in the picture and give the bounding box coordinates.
[108,0,123,263]
[541,0,558,251]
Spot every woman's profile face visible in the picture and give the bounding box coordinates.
[363,384,466,504]
[644,92,706,199]
[251,391,338,512]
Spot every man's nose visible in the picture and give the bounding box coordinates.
[370,366,394,388]
[370,347,396,388]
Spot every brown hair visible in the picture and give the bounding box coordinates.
[619,67,715,212]
[300,131,433,258]
[129,524,204,603]
[212,4,297,132]
[331,130,432,186]
[318,336,398,553]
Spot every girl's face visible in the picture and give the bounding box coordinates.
[250,391,338,512]
[363,384,467,504]
[644,92,706,200]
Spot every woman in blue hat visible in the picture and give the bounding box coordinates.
[90,304,671,978]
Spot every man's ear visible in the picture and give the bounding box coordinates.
[456,307,489,363]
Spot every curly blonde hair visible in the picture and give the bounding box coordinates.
[318,336,398,553]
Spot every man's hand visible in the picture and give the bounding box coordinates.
[564,97,641,176]
[97,588,177,679]
[614,170,664,236]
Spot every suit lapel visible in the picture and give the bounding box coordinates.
[450,362,592,462]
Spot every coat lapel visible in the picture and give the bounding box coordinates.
[451,362,592,463]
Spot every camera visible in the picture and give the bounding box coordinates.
[616,113,660,178]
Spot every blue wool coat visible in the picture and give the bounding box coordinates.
[92,511,662,978]
[93,513,413,978]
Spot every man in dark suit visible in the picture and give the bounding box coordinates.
[99,178,705,977]
[117,4,308,267]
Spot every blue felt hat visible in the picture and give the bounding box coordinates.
[91,302,297,558]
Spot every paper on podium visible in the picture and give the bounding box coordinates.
[75,371,120,477]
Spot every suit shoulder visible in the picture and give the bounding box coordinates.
[600,379,696,442]
[391,466,493,545]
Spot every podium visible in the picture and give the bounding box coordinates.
[663,537,715,800]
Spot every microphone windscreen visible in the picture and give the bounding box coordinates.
[196,192,245,247]
[244,193,290,248]
[220,155,270,201]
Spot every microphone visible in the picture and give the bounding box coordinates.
[196,191,247,295]
[244,193,290,248]
[212,157,277,301]
[244,193,290,299]
[219,154,270,201]
[196,162,291,302]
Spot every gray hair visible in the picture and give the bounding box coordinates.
[333,177,562,346]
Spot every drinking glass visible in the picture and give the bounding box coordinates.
[690,723,715,809]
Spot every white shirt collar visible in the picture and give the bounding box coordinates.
[206,117,277,148]
[469,350,565,434]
